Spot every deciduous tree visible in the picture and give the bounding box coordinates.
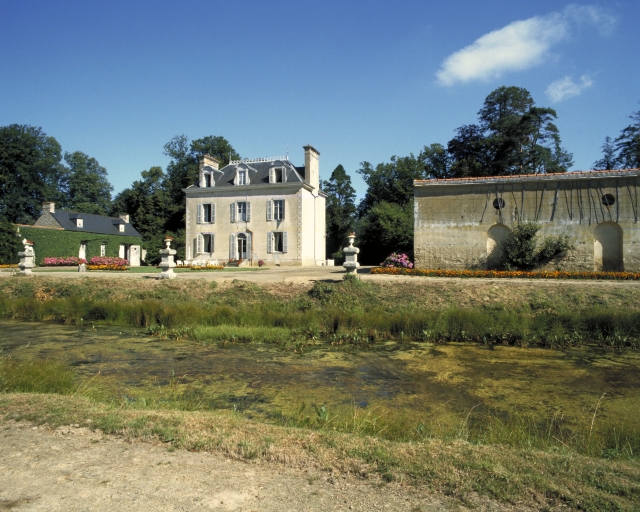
[60,151,113,215]
[322,164,356,258]
[0,125,64,223]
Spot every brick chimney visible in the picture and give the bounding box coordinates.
[42,202,55,214]
[119,214,130,223]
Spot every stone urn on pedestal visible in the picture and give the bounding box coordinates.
[342,233,360,278]
[158,237,177,279]
[18,240,35,276]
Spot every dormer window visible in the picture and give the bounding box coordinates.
[70,214,83,228]
[112,219,126,232]
[204,173,212,187]
[237,170,247,185]
[269,167,285,183]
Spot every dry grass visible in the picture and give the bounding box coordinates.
[1,393,638,511]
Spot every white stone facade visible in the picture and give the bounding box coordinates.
[184,146,326,266]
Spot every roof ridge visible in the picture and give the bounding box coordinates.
[415,168,640,184]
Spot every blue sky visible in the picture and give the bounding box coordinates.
[1,1,638,197]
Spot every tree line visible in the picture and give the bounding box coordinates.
[1,85,638,265]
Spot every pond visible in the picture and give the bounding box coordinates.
[2,320,639,442]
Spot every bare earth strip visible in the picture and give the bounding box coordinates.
[0,421,505,512]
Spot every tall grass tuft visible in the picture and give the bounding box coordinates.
[0,359,75,394]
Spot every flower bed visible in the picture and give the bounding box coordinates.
[370,267,640,280]
[87,256,129,271]
[43,257,87,266]
[0,264,18,268]
[189,265,225,270]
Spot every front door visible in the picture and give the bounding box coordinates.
[237,233,247,259]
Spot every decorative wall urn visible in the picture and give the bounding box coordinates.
[158,237,177,279]
[17,240,35,276]
[342,233,360,277]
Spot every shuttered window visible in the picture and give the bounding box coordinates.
[268,232,288,253]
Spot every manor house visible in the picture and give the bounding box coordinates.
[414,169,640,272]
[184,145,326,266]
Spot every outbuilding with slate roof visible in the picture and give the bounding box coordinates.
[184,145,327,266]
[413,169,640,271]
[18,202,143,266]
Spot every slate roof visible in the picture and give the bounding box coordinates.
[45,211,141,237]
[189,158,307,189]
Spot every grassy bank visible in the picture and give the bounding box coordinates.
[0,277,639,348]
[2,390,639,511]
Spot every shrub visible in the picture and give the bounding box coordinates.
[258,260,265,267]
[380,252,414,269]
[503,222,574,270]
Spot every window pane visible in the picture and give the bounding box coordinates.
[237,202,246,221]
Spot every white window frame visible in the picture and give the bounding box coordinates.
[232,201,250,222]
[118,223,124,232]
[266,199,285,221]
[236,169,247,185]
[76,218,83,228]
[100,243,106,257]
[267,231,288,253]
[204,172,212,187]
[273,199,284,220]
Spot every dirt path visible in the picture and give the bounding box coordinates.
[0,422,473,512]
[3,265,640,287]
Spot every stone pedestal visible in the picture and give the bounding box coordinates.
[18,241,35,276]
[342,234,360,277]
[158,238,177,279]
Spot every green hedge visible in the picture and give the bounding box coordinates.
[17,227,141,265]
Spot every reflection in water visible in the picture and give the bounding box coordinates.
[2,320,640,428]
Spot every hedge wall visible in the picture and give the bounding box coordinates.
[18,227,141,266]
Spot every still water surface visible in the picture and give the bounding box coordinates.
[2,320,639,426]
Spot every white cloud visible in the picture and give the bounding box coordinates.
[546,75,593,102]
[436,5,615,86]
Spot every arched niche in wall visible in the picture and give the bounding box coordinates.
[487,224,510,269]
[594,222,623,271]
